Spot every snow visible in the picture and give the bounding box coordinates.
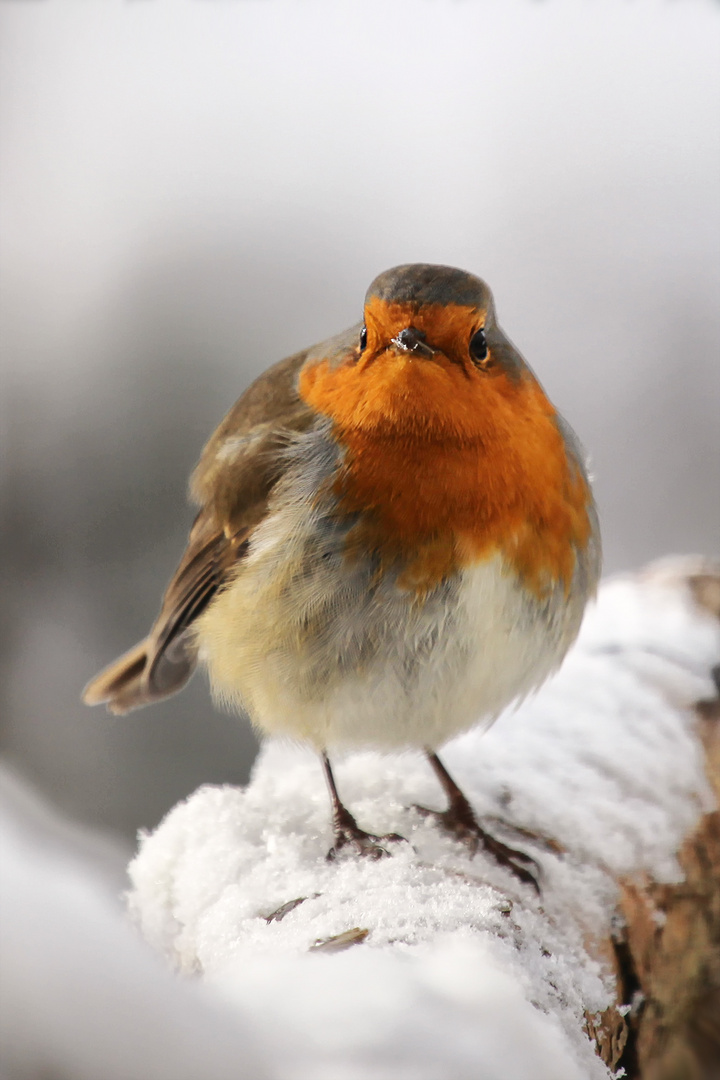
[1,558,716,1080]
[0,767,271,1080]
[122,556,719,1080]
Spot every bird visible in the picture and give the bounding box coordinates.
[83,263,601,890]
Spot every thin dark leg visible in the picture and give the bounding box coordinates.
[416,750,540,892]
[322,752,406,861]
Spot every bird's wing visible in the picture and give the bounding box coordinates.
[83,326,362,715]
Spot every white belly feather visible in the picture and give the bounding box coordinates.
[195,496,584,752]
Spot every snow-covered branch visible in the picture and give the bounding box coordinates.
[123,557,720,1079]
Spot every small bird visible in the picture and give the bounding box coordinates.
[84,264,600,889]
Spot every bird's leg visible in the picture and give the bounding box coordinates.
[415,750,540,892]
[322,752,406,861]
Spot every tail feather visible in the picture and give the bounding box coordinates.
[82,523,236,715]
[82,640,152,714]
[83,635,197,715]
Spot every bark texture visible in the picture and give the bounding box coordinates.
[591,572,720,1080]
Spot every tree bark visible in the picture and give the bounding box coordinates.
[590,573,720,1080]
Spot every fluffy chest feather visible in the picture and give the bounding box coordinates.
[299,355,594,598]
[195,422,597,750]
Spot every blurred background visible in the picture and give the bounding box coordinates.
[1,0,718,843]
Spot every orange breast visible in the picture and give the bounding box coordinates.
[299,353,593,598]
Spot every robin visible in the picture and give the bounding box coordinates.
[84,263,601,890]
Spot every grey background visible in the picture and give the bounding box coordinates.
[1,1,718,841]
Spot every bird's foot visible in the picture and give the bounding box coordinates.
[327,806,406,862]
[481,814,566,856]
[414,799,541,893]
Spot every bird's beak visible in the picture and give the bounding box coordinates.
[390,326,436,358]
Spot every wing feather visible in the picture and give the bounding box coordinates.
[82,343,331,713]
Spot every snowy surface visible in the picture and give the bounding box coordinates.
[0,766,272,1080]
[1,558,717,1080]
[123,557,720,1080]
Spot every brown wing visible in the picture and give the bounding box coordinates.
[82,515,244,714]
[81,342,329,715]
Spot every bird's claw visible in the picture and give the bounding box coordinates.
[327,825,407,862]
[413,803,541,893]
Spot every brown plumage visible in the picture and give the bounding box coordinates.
[82,346,321,713]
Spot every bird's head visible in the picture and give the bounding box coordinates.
[301,264,533,442]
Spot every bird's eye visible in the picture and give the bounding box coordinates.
[469,327,489,365]
[359,325,368,352]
